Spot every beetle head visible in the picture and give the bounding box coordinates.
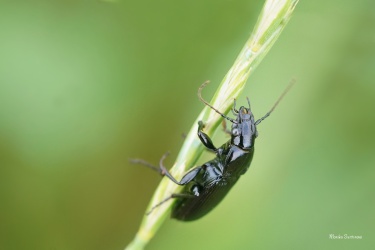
[231,106,257,150]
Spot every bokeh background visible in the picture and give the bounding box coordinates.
[0,0,374,249]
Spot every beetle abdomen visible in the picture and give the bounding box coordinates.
[172,178,239,221]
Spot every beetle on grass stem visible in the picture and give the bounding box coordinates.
[131,80,294,221]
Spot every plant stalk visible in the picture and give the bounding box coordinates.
[126,0,299,249]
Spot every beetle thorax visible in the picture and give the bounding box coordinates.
[231,107,257,150]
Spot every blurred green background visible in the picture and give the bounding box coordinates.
[0,0,374,249]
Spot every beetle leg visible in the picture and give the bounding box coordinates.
[179,167,202,184]
[131,152,202,185]
[146,193,195,215]
[129,158,161,173]
[197,121,217,152]
[159,152,202,185]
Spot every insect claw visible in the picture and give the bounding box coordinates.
[159,151,170,166]
[160,166,167,175]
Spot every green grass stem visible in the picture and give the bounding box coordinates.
[126,0,299,249]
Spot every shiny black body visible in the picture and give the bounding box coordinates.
[131,81,292,221]
[170,106,257,221]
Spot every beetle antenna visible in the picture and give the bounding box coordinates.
[246,97,251,109]
[255,79,295,126]
[198,81,237,124]
[231,99,238,115]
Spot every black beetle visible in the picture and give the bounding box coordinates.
[131,81,293,221]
